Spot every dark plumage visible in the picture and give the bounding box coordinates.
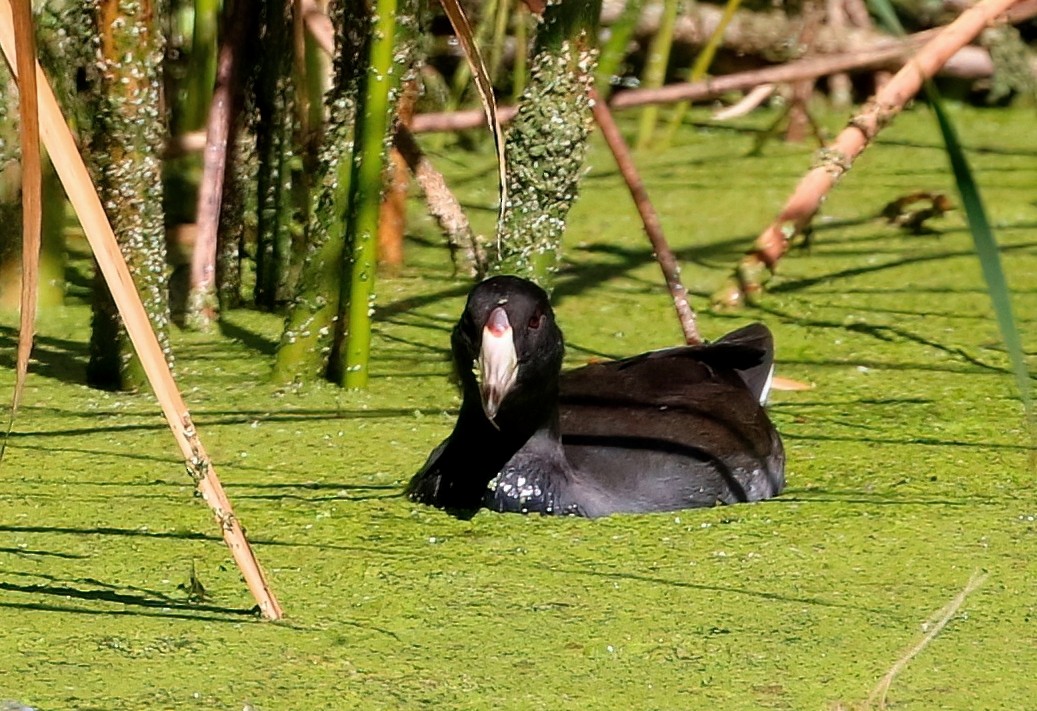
[406,276,785,518]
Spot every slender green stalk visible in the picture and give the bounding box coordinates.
[929,95,1033,421]
[634,0,678,150]
[868,0,1033,424]
[488,0,511,79]
[0,184,20,310]
[429,0,498,152]
[337,0,399,389]
[447,0,497,106]
[254,0,297,310]
[0,71,22,309]
[302,13,327,140]
[594,0,644,97]
[38,160,64,309]
[662,0,742,143]
[186,0,218,131]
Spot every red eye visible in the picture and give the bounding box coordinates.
[528,313,543,329]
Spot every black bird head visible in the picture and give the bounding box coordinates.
[452,276,565,429]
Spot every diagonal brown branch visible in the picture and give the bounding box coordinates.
[588,87,701,344]
[712,0,1025,308]
[0,0,283,620]
[394,125,487,277]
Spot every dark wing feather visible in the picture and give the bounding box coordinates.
[557,324,784,513]
[603,323,775,403]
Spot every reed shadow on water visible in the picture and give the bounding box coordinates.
[549,566,889,615]
[0,569,256,620]
[0,328,87,385]
[768,238,1037,296]
[217,315,280,356]
[2,406,446,440]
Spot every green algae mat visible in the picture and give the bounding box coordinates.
[1,106,1035,709]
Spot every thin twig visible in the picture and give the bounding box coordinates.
[711,83,774,120]
[300,0,332,53]
[588,87,701,345]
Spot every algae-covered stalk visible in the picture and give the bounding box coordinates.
[83,0,171,391]
[254,0,299,310]
[510,2,528,101]
[334,0,400,388]
[275,0,417,387]
[492,0,602,286]
[216,129,255,310]
[273,0,367,384]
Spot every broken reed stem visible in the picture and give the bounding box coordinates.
[0,0,283,620]
[394,125,487,276]
[867,571,988,709]
[588,87,701,345]
[712,0,1024,308]
[300,0,333,52]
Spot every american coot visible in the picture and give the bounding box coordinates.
[406,276,785,517]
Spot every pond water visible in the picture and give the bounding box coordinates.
[0,105,1034,709]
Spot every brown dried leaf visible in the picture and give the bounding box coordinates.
[0,0,40,463]
[771,375,814,392]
